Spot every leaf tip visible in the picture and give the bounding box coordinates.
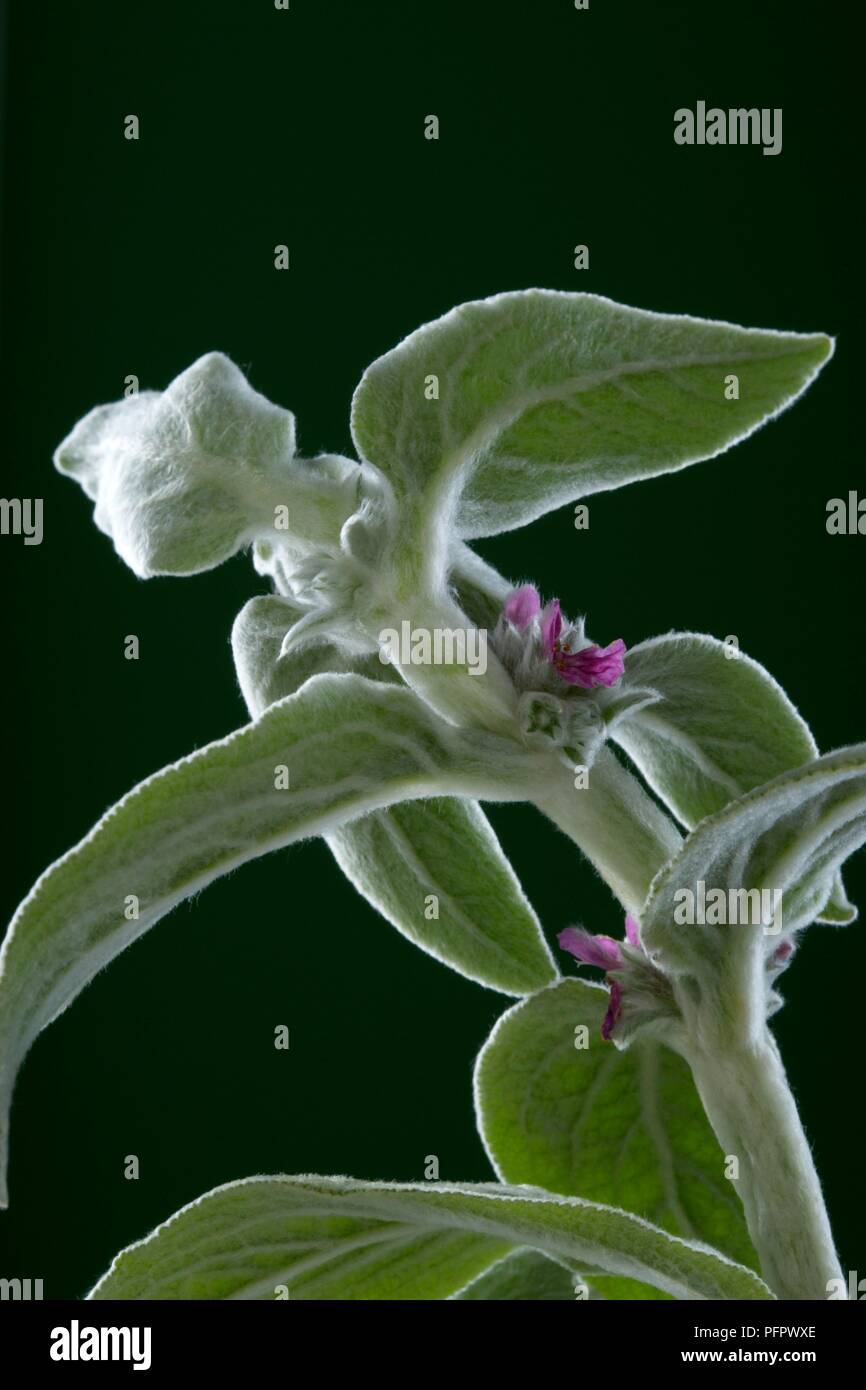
[814,332,835,365]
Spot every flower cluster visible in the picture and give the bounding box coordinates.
[558,915,678,1045]
[490,584,629,766]
[500,585,625,690]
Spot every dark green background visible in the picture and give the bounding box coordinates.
[1,0,861,1298]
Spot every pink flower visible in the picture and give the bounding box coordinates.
[503,586,625,689]
[558,915,643,1041]
[557,927,623,970]
[503,585,541,628]
[539,598,563,658]
[557,638,626,689]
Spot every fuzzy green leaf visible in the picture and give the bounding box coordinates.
[351,290,833,546]
[0,675,530,1205]
[89,1174,772,1301]
[641,744,866,1043]
[616,634,819,824]
[613,633,854,925]
[231,594,394,716]
[474,979,758,1282]
[232,595,555,995]
[453,1249,578,1299]
[330,798,557,996]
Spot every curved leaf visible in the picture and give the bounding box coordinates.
[580,1273,672,1300]
[231,594,395,717]
[233,595,555,995]
[641,744,866,1041]
[613,632,854,924]
[453,1249,577,1300]
[56,354,363,578]
[0,675,531,1205]
[330,798,557,995]
[89,1174,772,1301]
[616,634,819,824]
[351,289,832,544]
[474,979,757,1278]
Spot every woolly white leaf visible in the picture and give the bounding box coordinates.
[55,353,364,578]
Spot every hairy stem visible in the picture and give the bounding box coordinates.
[686,1033,843,1300]
[535,748,682,915]
[367,590,521,738]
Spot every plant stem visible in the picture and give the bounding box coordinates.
[686,1033,843,1300]
[535,748,682,916]
[368,590,521,738]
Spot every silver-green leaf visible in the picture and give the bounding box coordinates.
[453,1248,578,1300]
[0,675,530,1205]
[612,632,854,925]
[351,290,833,545]
[474,978,758,1280]
[232,594,555,995]
[88,1174,772,1301]
[231,594,394,716]
[329,798,557,996]
[641,744,866,1043]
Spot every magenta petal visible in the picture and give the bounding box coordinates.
[557,638,626,688]
[601,980,623,1040]
[504,585,541,630]
[540,599,562,657]
[558,927,623,970]
[625,914,641,947]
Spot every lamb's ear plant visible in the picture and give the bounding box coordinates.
[0,289,856,1301]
